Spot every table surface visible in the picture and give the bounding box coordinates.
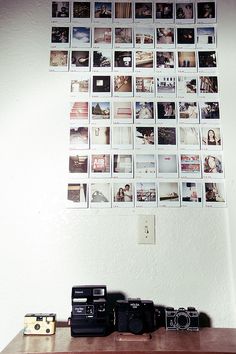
[2,327,236,354]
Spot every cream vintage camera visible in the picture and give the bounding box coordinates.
[23,313,56,335]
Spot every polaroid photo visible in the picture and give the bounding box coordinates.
[93,1,112,22]
[196,26,216,48]
[157,102,176,124]
[114,27,133,48]
[155,1,174,23]
[70,126,89,150]
[199,76,218,99]
[70,101,89,124]
[134,27,155,49]
[67,183,88,208]
[112,181,134,207]
[181,181,203,207]
[157,153,178,178]
[157,126,177,149]
[114,50,133,71]
[135,76,155,97]
[179,125,200,150]
[93,27,112,48]
[134,1,153,23]
[92,75,111,97]
[177,51,197,73]
[202,153,224,179]
[135,50,154,72]
[89,182,111,208]
[113,101,133,123]
[204,181,226,208]
[176,27,195,49]
[178,101,199,124]
[135,153,157,178]
[135,181,157,208]
[113,153,133,178]
[199,101,220,123]
[51,26,70,48]
[201,126,222,150]
[90,126,111,149]
[52,1,70,22]
[177,75,197,99]
[158,181,180,207]
[156,76,176,98]
[156,51,175,73]
[179,152,202,178]
[113,75,133,97]
[70,75,90,97]
[90,153,111,178]
[92,49,112,71]
[114,2,133,23]
[156,27,175,49]
[91,101,111,123]
[175,1,195,24]
[134,126,156,150]
[198,50,217,72]
[197,1,216,24]
[72,1,91,22]
[71,27,91,48]
[112,125,133,149]
[69,152,89,178]
[70,50,90,72]
[135,101,155,124]
[49,50,69,72]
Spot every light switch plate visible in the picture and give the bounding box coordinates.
[137,215,155,244]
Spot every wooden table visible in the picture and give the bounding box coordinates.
[2,327,236,354]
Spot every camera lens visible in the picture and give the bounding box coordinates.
[128,315,143,335]
[175,312,190,329]
[34,324,40,331]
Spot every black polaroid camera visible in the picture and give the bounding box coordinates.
[70,285,110,337]
[115,298,155,335]
[165,307,199,331]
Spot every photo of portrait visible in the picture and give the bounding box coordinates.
[113,154,133,175]
[136,182,157,203]
[178,51,196,69]
[69,154,88,174]
[199,76,218,94]
[201,127,221,147]
[178,76,197,96]
[114,28,133,45]
[135,76,155,95]
[70,101,89,121]
[159,182,180,202]
[180,154,201,176]
[92,75,111,93]
[156,51,175,69]
[135,127,155,147]
[203,154,223,175]
[71,77,89,94]
[156,27,175,46]
[90,183,111,206]
[91,126,110,146]
[71,27,91,47]
[135,51,154,69]
[51,26,69,45]
[91,154,111,174]
[115,2,132,19]
[177,28,195,45]
[196,27,216,47]
[198,51,217,68]
[155,2,173,20]
[114,75,132,94]
[94,27,112,46]
[157,102,176,120]
[176,2,194,21]
[135,3,153,20]
[113,182,133,203]
[135,27,154,47]
[114,51,132,68]
[52,1,70,19]
[179,126,200,148]
[158,154,178,175]
[157,127,176,145]
[91,101,110,120]
[93,50,112,69]
[94,2,112,18]
[67,183,87,206]
[197,1,216,21]
[71,50,90,69]
[70,127,89,148]
[178,102,198,121]
[73,2,90,19]
[135,154,156,177]
[113,101,133,122]
[157,76,176,95]
[181,182,202,204]
[204,182,226,205]
[200,102,220,120]
[135,102,154,121]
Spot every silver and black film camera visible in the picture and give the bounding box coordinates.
[165,307,199,331]
[70,285,110,337]
[115,298,155,335]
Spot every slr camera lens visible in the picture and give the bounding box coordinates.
[128,314,143,335]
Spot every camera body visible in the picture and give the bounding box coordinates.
[115,298,155,334]
[23,313,56,335]
[70,285,110,337]
[165,307,199,331]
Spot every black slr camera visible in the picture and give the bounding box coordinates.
[115,298,155,335]
[165,307,199,331]
[70,285,110,337]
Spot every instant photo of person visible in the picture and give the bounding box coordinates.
[52,1,70,19]
[114,51,132,69]
[70,101,89,121]
[114,2,132,20]
[51,26,69,46]
[201,127,222,148]
[135,27,154,48]
[71,27,91,47]
[135,126,155,147]
[113,182,134,207]
[135,102,154,121]
[157,127,177,146]
[204,182,226,207]
[156,51,175,70]
[92,75,111,94]
[176,2,194,23]
[157,102,176,120]
[181,182,202,206]
[200,101,220,121]
[114,27,133,46]
[178,102,198,122]
[197,1,216,23]
[155,2,174,21]
[90,183,111,207]
[70,50,90,71]
[91,101,110,121]
[93,50,112,70]
[135,2,153,20]
[156,27,175,47]
[73,2,90,19]
[203,154,223,176]
[176,27,195,47]
[135,51,154,69]
[94,2,112,19]
[67,183,88,208]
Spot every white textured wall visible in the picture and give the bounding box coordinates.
[0,0,236,351]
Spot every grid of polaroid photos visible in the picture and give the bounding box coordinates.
[50,0,226,208]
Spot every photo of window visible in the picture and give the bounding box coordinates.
[92,75,111,93]
[196,27,216,47]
